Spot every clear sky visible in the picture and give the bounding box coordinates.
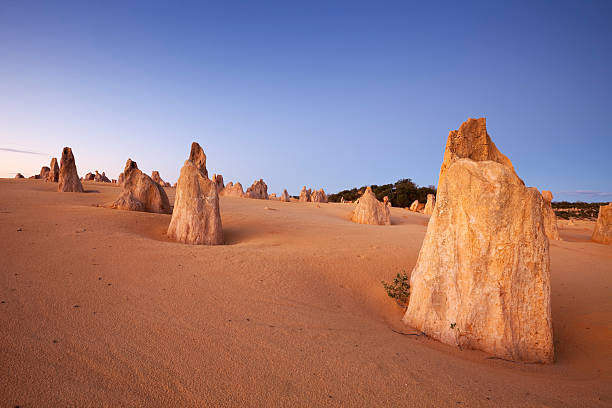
[1,1,611,201]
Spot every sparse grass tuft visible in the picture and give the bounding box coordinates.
[382,272,410,307]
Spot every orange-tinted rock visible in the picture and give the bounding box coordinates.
[167,142,222,245]
[46,158,59,182]
[409,200,419,212]
[311,188,328,203]
[39,166,50,180]
[246,179,268,199]
[220,181,244,197]
[58,147,84,192]
[541,190,560,241]
[280,189,291,202]
[212,174,225,192]
[350,187,390,225]
[111,159,171,213]
[423,194,436,216]
[118,172,125,186]
[592,203,612,245]
[438,118,515,187]
[299,186,311,202]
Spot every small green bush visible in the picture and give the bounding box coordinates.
[382,272,410,307]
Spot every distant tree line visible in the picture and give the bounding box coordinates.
[328,179,437,208]
[551,201,606,219]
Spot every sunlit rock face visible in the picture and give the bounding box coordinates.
[167,142,223,245]
[350,187,390,226]
[592,203,612,245]
[409,200,419,212]
[423,194,436,216]
[58,147,84,193]
[403,119,554,364]
[111,159,171,214]
[311,188,328,203]
[299,186,311,202]
[220,181,245,197]
[46,158,59,182]
[246,179,269,199]
[280,189,291,202]
[540,190,560,241]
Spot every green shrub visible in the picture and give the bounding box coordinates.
[382,272,410,307]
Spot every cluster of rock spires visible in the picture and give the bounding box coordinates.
[219,181,245,197]
[111,159,171,214]
[246,179,269,199]
[298,186,328,203]
[403,118,554,363]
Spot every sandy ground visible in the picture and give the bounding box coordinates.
[1,179,611,407]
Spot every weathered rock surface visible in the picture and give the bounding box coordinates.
[541,190,560,241]
[246,179,269,199]
[409,200,420,212]
[383,196,391,207]
[58,147,84,193]
[423,194,436,216]
[83,172,95,181]
[94,171,111,183]
[299,186,311,202]
[111,159,171,213]
[118,172,125,186]
[167,142,222,245]
[350,187,391,225]
[212,174,225,191]
[269,193,278,200]
[438,118,515,186]
[39,166,50,180]
[311,188,328,203]
[220,182,244,197]
[280,189,291,202]
[592,203,612,245]
[403,158,553,363]
[14,173,24,179]
[46,158,59,182]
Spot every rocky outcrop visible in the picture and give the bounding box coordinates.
[14,173,24,179]
[409,200,419,212]
[350,186,391,225]
[167,142,222,245]
[94,171,111,183]
[246,179,268,199]
[220,182,244,197]
[118,172,125,186]
[58,147,84,193]
[46,158,59,182]
[592,203,612,245]
[280,189,291,202]
[39,166,50,180]
[541,190,560,241]
[269,193,278,200]
[311,188,328,203]
[212,174,225,191]
[423,194,436,216]
[83,172,95,181]
[383,196,391,207]
[299,186,311,202]
[403,121,553,364]
[438,118,514,187]
[111,159,171,213]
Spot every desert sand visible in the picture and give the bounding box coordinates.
[1,178,611,407]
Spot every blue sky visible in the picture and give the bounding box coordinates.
[1,1,611,201]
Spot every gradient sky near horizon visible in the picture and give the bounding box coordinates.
[1,1,611,201]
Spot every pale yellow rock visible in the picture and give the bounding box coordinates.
[311,188,328,203]
[409,200,419,212]
[220,181,244,197]
[299,186,311,202]
[58,147,84,193]
[438,118,514,187]
[541,190,560,241]
[280,189,291,202]
[404,158,553,363]
[167,142,223,245]
[592,203,612,245]
[423,194,436,216]
[350,187,390,225]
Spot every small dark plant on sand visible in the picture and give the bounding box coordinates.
[382,272,410,307]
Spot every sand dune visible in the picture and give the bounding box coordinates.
[1,179,611,407]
